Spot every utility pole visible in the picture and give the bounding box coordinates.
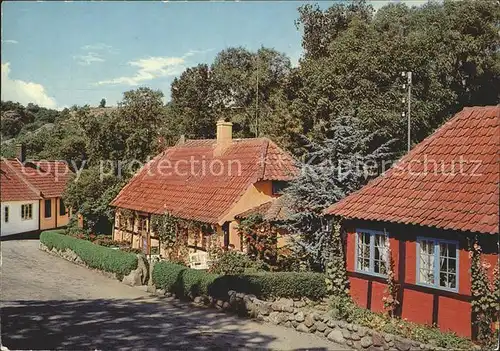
[402,71,412,152]
[255,53,260,137]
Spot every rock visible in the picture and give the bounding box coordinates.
[304,314,315,328]
[294,300,306,308]
[121,254,149,286]
[296,323,310,333]
[372,333,384,347]
[222,302,231,310]
[338,320,347,329]
[271,302,282,311]
[351,333,361,341]
[315,321,327,332]
[358,326,369,337]
[313,313,322,321]
[315,331,324,338]
[146,285,156,293]
[193,296,203,304]
[269,312,281,325]
[342,329,351,339]
[295,311,305,322]
[256,301,272,316]
[156,289,166,297]
[327,330,345,344]
[164,291,172,298]
[284,321,292,328]
[292,320,299,328]
[347,323,354,331]
[383,334,394,343]
[324,327,332,337]
[394,340,411,351]
[352,324,359,332]
[361,336,373,348]
[346,340,353,347]
[216,300,224,309]
[327,319,337,328]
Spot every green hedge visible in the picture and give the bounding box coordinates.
[152,261,327,300]
[40,230,138,279]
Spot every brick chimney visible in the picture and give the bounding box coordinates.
[216,119,233,144]
[16,143,26,163]
[215,119,233,156]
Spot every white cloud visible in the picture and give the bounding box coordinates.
[1,39,18,44]
[369,0,431,11]
[81,43,116,53]
[1,62,57,109]
[73,52,105,65]
[97,56,187,86]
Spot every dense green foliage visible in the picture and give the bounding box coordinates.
[209,250,269,275]
[329,296,474,350]
[40,230,138,278]
[153,261,327,300]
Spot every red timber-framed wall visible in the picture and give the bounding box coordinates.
[342,219,499,338]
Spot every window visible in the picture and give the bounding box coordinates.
[355,229,388,276]
[21,204,33,220]
[417,238,458,291]
[272,181,288,195]
[44,199,52,218]
[59,199,66,216]
[4,206,9,223]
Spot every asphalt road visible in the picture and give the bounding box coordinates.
[0,239,348,350]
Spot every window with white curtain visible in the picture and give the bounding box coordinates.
[417,238,458,291]
[355,229,389,276]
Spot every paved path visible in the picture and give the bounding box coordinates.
[1,239,348,350]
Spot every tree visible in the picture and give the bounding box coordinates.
[99,98,106,108]
[284,115,393,270]
[293,0,500,154]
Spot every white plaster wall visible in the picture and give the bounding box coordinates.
[1,200,39,236]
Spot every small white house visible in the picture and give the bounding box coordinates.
[1,145,72,237]
[1,201,40,236]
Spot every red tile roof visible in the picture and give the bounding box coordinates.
[1,161,41,201]
[111,138,298,224]
[235,195,293,222]
[0,158,72,201]
[325,106,500,235]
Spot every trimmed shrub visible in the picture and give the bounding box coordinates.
[40,230,137,279]
[152,261,327,300]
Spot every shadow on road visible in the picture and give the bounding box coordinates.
[1,297,330,350]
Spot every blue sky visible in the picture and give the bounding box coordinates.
[1,0,428,109]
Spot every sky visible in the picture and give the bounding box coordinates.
[1,0,429,110]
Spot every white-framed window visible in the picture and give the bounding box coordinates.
[355,229,389,276]
[4,206,9,223]
[417,238,458,292]
[21,204,33,220]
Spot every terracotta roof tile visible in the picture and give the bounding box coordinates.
[1,158,72,201]
[325,106,499,235]
[111,138,298,224]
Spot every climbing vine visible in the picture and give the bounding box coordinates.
[238,214,278,264]
[150,212,179,249]
[324,220,349,297]
[382,249,399,317]
[469,237,499,346]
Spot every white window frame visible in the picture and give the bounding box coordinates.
[416,237,459,292]
[21,204,33,220]
[354,228,389,277]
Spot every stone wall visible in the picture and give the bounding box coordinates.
[153,287,457,351]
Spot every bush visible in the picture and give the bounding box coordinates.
[328,296,474,350]
[153,261,327,300]
[209,250,269,275]
[40,230,138,279]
